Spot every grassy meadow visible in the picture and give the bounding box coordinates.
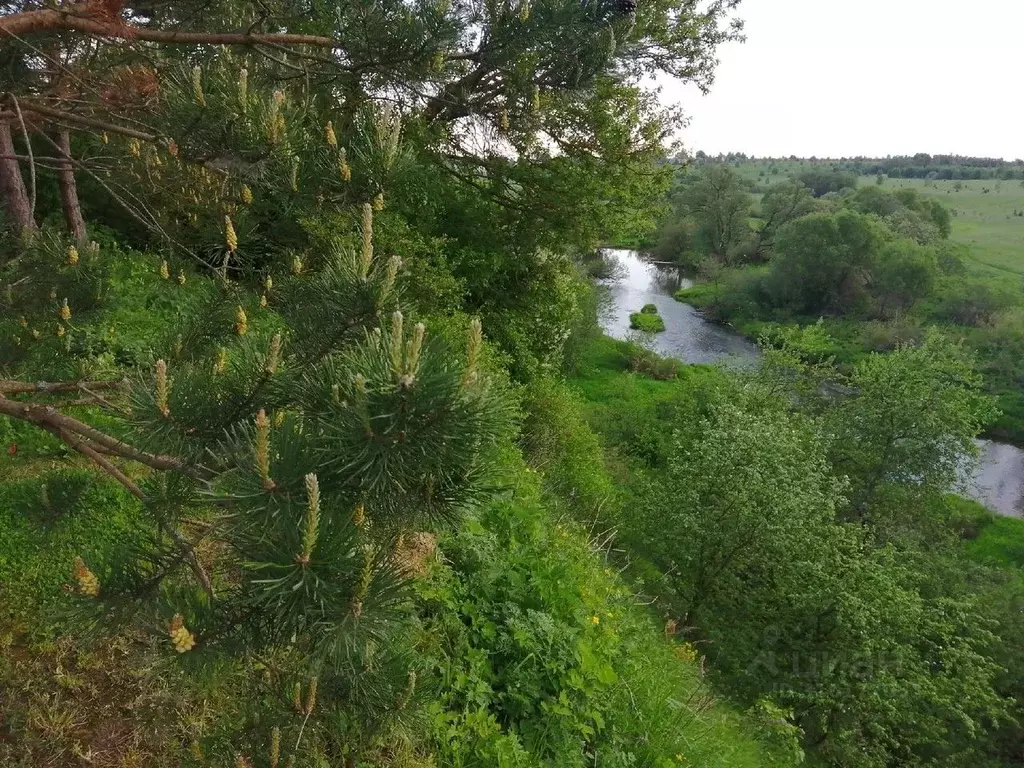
[728,160,1024,276]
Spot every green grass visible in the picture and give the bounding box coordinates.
[723,160,1024,276]
[629,310,666,333]
[871,176,1024,276]
[965,513,1024,569]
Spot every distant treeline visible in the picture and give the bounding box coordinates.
[678,152,1024,180]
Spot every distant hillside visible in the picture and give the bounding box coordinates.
[675,152,1024,180]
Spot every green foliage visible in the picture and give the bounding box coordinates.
[629,310,666,333]
[825,331,998,524]
[764,209,887,314]
[754,180,817,258]
[794,168,857,198]
[642,398,845,620]
[654,165,754,266]
[872,238,939,315]
[418,451,778,767]
[564,335,1018,767]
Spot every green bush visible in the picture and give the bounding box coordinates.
[418,444,779,768]
[629,311,666,333]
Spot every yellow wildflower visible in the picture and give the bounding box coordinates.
[590,615,600,625]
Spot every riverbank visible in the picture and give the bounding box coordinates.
[599,248,1024,517]
[567,334,1024,571]
[673,275,1024,449]
[558,330,1024,763]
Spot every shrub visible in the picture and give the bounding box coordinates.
[629,311,666,333]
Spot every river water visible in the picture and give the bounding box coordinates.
[598,248,1024,517]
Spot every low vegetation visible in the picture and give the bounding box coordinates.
[557,333,1024,767]
[629,304,666,333]
[2,1,1022,765]
[656,160,1024,444]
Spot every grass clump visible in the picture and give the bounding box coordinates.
[629,309,666,333]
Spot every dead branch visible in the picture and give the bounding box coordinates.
[0,396,191,475]
[0,377,125,396]
[8,95,35,219]
[0,7,338,48]
[2,100,158,142]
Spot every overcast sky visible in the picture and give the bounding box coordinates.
[664,0,1023,160]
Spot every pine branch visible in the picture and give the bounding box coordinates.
[0,394,216,597]
[0,396,194,475]
[0,378,125,395]
[0,7,339,48]
[1,100,159,142]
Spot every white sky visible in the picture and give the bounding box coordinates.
[664,0,1023,160]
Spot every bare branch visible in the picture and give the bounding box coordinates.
[3,101,158,142]
[8,96,35,220]
[0,7,338,48]
[0,378,126,395]
[0,396,192,475]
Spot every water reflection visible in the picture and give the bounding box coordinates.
[598,249,757,365]
[598,248,1024,518]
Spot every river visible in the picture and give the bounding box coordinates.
[598,248,1024,518]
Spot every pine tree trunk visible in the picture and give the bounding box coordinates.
[0,122,35,238]
[56,129,87,244]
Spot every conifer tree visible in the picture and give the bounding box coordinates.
[1,203,509,754]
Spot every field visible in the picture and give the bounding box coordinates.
[727,160,1024,276]
[875,176,1024,276]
